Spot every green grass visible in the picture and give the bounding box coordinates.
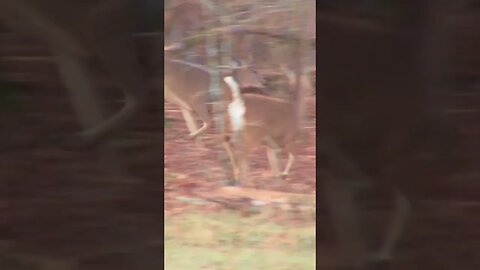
[165,211,315,270]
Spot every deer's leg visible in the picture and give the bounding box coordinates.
[232,131,251,184]
[238,145,251,183]
[372,189,411,262]
[282,152,295,177]
[180,108,205,148]
[266,147,281,177]
[238,127,265,183]
[180,108,199,133]
[223,134,240,182]
[188,120,209,139]
[280,142,297,178]
[165,90,210,145]
[265,138,281,177]
[188,92,212,140]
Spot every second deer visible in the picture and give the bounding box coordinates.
[222,66,308,184]
[164,45,266,147]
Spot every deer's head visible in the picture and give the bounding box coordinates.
[229,58,266,89]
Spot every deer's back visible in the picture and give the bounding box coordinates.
[164,60,211,105]
[242,94,297,146]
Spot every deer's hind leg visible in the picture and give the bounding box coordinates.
[223,134,240,183]
[282,152,295,178]
[222,129,258,185]
[265,137,282,178]
[266,147,281,177]
[280,141,297,179]
[188,92,212,142]
[165,90,208,147]
[180,108,206,148]
[237,126,269,183]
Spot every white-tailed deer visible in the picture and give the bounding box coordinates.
[221,65,308,184]
[0,0,149,148]
[164,45,266,146]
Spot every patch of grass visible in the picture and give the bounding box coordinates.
[165,211,315,270]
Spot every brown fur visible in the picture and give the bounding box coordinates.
[222,69,307,183]
[164,56,265,146]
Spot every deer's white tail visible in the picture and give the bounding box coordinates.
[224,76,246,132]
[224,76,242,98]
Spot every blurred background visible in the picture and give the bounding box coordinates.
[314,1,480,269]
[0,0,318,270]
[2,0,480,270]
[0,1,165,270]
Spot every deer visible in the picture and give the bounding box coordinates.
[164,44,267,147]
[221,64,309,184]
[315,0,467,269]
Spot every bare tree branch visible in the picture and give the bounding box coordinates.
[167,24,315,54]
